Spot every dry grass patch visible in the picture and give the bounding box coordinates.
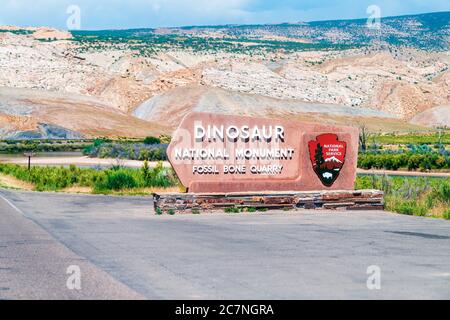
[100,186,183,196]
[428,203,450,219]
[0,173,35,190]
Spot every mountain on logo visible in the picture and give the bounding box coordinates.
[321,157,344,171]
[324,156,342,163]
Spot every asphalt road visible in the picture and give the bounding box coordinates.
[1,188,450,299]
[0,191,143,299]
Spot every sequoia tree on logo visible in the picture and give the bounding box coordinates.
[308,134,347,186]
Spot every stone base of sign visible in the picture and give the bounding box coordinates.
[153,189,384,213]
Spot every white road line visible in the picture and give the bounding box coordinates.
[0,193,25,215]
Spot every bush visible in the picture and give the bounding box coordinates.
[357,152,449,171]
[84,142,168,161]
[104,170,138,190]
[427,183,450,204]
[356,175,450,219]
[388,198,428,216]
[443,210,450,220]
[0,162,178,193]
[143,136,161,145]
[0,139,92,153]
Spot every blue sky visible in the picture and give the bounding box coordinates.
[0,0,448,30]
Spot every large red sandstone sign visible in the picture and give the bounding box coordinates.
[167,112,359,193]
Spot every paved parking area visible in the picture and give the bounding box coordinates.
[1,189,449,299]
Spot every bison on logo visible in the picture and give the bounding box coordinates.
[308,133,347,187]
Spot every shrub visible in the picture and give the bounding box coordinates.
[407,155,420,170]
[357,152,449,171]
[143,136,161,145]
[95,170,138,191]
[0,161,178,193]
[142,160,150,182]
[388,198,427,216]
[1,139,91,153]
[85,142,168,161]
[356,175,450,219]
[443,210,450,220]
[427,183,450,204]
[138,149,151,161]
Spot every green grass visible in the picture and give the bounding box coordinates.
[443,210,450,220]
[0,162,177,193]
[223,206,265,213]
[355,175,450,219]
[373,132,449,145]
[224,207,241,213]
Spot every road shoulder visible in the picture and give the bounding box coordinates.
[0,193,144,299]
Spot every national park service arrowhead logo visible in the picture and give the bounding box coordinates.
[308,133,347,187]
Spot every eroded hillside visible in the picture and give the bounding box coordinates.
[0,12,449,138]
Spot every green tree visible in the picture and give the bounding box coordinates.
[314,143,324,168]
[142,160,150,185]
[143,136,161,145]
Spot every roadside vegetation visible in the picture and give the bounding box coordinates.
[83,136,169,161]
[0,139,92,153]
[358,152,449,171]
[0,161,179,194]
[358,128,449,171]
[371,131,449,145]
[356,175,449,220]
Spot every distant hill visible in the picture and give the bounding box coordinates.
[71,11,449,51]
[175,11,450,50]
[0,11,448,139]
[307,11,450,50]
